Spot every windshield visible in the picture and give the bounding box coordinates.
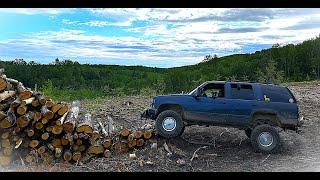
[188,87,198,95]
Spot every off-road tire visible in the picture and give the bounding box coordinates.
[244,128,252,138]
[155,110,184,138]
[250,124,281,154]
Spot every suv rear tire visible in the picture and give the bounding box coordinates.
[250,124,281,154]
[155,110,184,138]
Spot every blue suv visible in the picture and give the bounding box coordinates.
[141,81,303,153]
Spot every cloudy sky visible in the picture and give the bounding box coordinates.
[0,8,319,68]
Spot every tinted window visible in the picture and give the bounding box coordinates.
[261,85,294,103]
[230,84,254,100]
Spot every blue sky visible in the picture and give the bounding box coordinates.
[0,8,320,68]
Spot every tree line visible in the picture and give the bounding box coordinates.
[0,35,319,100]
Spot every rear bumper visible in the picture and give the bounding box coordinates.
[141,108,157,120]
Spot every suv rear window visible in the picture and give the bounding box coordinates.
[261,85,295,103]
[230,83,255,100]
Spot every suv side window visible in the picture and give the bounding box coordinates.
[261,85,294,103]
[230,83,255,100]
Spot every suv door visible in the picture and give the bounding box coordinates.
[224,83,257,127]
[185,83,229,125]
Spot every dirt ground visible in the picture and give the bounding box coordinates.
[1,82,320,172]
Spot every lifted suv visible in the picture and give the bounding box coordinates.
[142,81,303,153]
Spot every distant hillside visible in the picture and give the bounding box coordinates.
[1,36,319,100]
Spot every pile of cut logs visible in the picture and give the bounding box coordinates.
[0,69,154,166]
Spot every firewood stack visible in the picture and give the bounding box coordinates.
[0,68,155,166]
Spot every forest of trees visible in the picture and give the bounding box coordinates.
[0,35,319,100]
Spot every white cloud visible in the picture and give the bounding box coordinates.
[0,8,75,15]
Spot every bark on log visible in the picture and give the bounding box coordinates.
[55,147,63,158]
[34,112,42,122]
[17,82,32,100]
[0,111,6,120]
[0,91,15,102]
[41,105,54,121]
[34,93,46,105]
[56,110,68,126]
[98,119,108,137]
[76,113,93,134]
[63,104,80,133]
[0,108,16,128]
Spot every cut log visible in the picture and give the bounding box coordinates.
[34,112,42,122]
[79,145,86,152]
[5,77,19,85]
[34,93,46,105]
[128,139,137,148]
[128,133,135,141]
[1,139,10,148]
[52,125,63,135]
[2,147,12,156]
[0,77,7,91]
[29,140,40,148]
[25,154,35,164]
[134,130,143,139]
[41,152,53,164]
[87,144,104,155]
[55,147,63,158]
[0,111,6,121]
[72,145,79,152]
[0,156,11,166]
[136,139,145,147]
[61,137,69,146]
[0,108,16,128]
[21,97,35,106]
[17,105,27,115]
[41,132,50,141]
[72,152,81,162]
[10,98,21,109]
[103,149,112,158]
[41,105,54,121]
[45,99,54,108]
[52,139,62,148]
[63,150,72,162]
[0,91,15,101]
[76,113,93,134]
[58,104,69,116]
[102,139,111,149]
[75,139,82,146]
[31,99,40,107]
[45,127,52,134]
[17,82,32,100]
[56,110,68,126]
[143,130,153,139]
[37,145,47,155]
[16,115,31,128]
[120,128,130,137]
[51,103,62,113]
[27,129,35,137]
[1,131,10,139]
[63,104,80,133]
[35,122,44,130]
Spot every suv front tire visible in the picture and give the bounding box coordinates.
[155,110,185,138]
